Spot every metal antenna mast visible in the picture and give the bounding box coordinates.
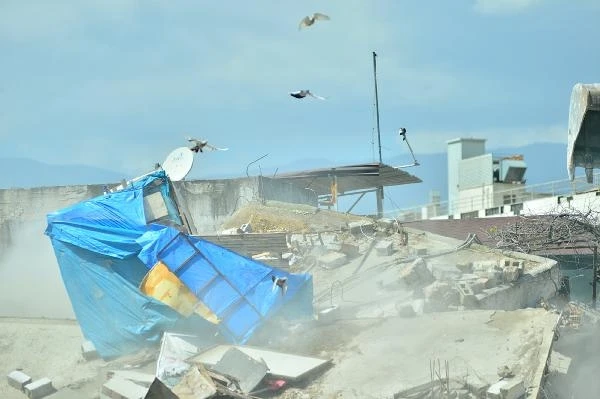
[372,51,384,217]
[372,51,382,164]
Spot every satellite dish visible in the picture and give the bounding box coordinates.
[162,147,194,181]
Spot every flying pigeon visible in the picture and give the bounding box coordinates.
[186,137,229,153]
[299,13,330,30]
[271,275,288,297]
[289,90,326,100]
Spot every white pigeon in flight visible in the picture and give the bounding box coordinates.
[299,12,330,30]
[289,89,326,100]
[186,137,229,153]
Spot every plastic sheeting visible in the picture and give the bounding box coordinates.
[45,170,313,359]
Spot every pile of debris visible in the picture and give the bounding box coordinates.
[98,332,331,399]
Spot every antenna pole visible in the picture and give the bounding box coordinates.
[373,51,384,218]
[373,51,382,164]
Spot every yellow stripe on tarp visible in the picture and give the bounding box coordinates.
[139,261,221,324]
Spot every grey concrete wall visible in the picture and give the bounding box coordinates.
[174,176,314,234]
[0,177,313,318]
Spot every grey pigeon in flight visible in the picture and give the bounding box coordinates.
[186,137,229,153]
[289,90,326,100]
[299,13,330,30]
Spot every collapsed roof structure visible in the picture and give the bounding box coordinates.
[44,170,313,359]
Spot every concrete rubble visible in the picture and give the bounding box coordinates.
[1,201,571,399]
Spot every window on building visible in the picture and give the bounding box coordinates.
[485,207,500,216]
[510,203,523,215]
[460,211,478,219]
[503,194,517,205]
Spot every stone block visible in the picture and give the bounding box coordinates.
[24,378,56,399]
[472,260,499,273]
[318,251,348,269]
[399,258,434,288]
[375,240,393,256]
[348,221,375,235]
[102,377,148,399]
[81,340,99,361]
[500,379,525,399]
[486,379,525,399]
[340,242,360,258]
[471,278,488,293]
[325,243,342,252]
[7,370,32,391]
[423,281,459,310]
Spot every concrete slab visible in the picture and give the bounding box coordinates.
[211,347,268,393]
[315,309,558,398]
[101,377,148,399]
[24,378,56,399]
[189,345,331,381]
[7,370,32,391]
[81,340,99,361]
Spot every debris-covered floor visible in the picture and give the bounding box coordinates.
[0,200,579,398]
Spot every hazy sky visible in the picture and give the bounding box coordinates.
[1,0,599,179]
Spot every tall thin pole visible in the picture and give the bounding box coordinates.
[372,51,384,218]
[372,51,382,164]
[593,245,597,306]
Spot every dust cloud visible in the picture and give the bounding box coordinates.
[0,219,75,319]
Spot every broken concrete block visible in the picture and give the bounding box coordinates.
[340,242,360,258]
[325,243,342,252]
[375,240,393,256]
[399,258,434,288]
[7,370,32,391]
[348,221,375,235]
[470,278,487,293]
[503,266,522,283]
[24,378,56,399]
[423,281,459,311]
[500,379,525,399]
[102,377,148,399]
[456,282,479,308]
[81,339,99,361]
[486,378,525,399]
[472,260,499,273]
[318,251,348,269]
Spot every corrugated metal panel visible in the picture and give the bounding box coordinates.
[199,233,289,257]
[272,163,421,195]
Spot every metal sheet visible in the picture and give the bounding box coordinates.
[188,345,331,381]
[273,163,421,195]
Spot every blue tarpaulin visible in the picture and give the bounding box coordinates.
[45,171,313,359]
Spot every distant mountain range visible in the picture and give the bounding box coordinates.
[0,143,570,211]
[0,158,126,189]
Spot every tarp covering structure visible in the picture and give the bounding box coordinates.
[45,171,313,359]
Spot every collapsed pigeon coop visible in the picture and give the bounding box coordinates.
[44,170,313,359]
